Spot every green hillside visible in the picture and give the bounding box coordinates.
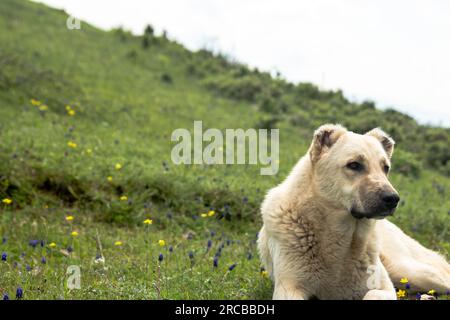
[0,0,448,299]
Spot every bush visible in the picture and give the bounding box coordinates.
[255,115,281,130]
[144,24,154,36]
[142,36,151,49]
[112,27,133,42]
[289,110,312,128]
[161,73,173,84]
[295,83,321,100]
[393,150,422,178]
[126,50,138,60]
[202,75,264,102]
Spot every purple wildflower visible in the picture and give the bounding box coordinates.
[1,252,6,261]
[169,245,173,253]
[158,253,164,262]
[3,293,9,300]
[16,287,23,299]
[29,240,39,248]
[41,257,47,264]
[228,263,237,271]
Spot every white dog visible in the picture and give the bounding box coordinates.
[258,124,450,300]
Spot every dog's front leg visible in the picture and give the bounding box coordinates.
[273,280,308,300]
[363,260,396,300]
[269,238,310,300]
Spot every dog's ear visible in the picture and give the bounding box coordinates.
[365,128,395,158]
[309,124,347,162]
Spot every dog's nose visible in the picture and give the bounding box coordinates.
[382,192,400,209]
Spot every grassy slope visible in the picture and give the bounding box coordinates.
[0,0,448,299]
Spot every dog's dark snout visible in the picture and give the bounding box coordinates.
[381,192,400,209]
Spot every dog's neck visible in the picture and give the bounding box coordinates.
[313,201,379,263]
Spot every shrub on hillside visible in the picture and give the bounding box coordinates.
[111,27,132,42]
[161,73,173,84]
[144,24,154,36]
[202,75,264,102]
[393,150,422,178]
[142,35,151,49]
[255,115,281,130]
[423,131,449,175]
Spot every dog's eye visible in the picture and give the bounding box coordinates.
[346,161,363,171]
[383,165,390,174]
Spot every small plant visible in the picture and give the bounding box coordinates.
[161,73,173,84]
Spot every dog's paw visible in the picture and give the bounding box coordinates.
[363,289,396,300]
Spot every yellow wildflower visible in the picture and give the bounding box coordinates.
[65,215,74,221]
[400,277,408,284]
[71,231,79,237]
[67,141,77,148]
[107,176,113,182]
[201,213,208,218]
[208,210,215,217]
[158,240,165,247]
[115,163,122,170]
[49,242,57,248]
[39,105,48,111]
[68,109,75,116]
[428,289,435,295]
[261,270,269,278]
[120,195,128,201]
[397,289,406,299]
[2,198,12,205]
[143,219,153,225]
[31,99,41,106]
[85,148,92,155]
[65,105,72,111]
[114,241,123,246]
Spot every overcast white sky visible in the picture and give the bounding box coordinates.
[34,0,450,126]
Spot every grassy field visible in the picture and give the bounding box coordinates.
[0,0,448,300]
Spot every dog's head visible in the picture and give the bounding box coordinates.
[309,124,399,219]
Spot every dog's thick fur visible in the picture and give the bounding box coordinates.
[258,124,450,300]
